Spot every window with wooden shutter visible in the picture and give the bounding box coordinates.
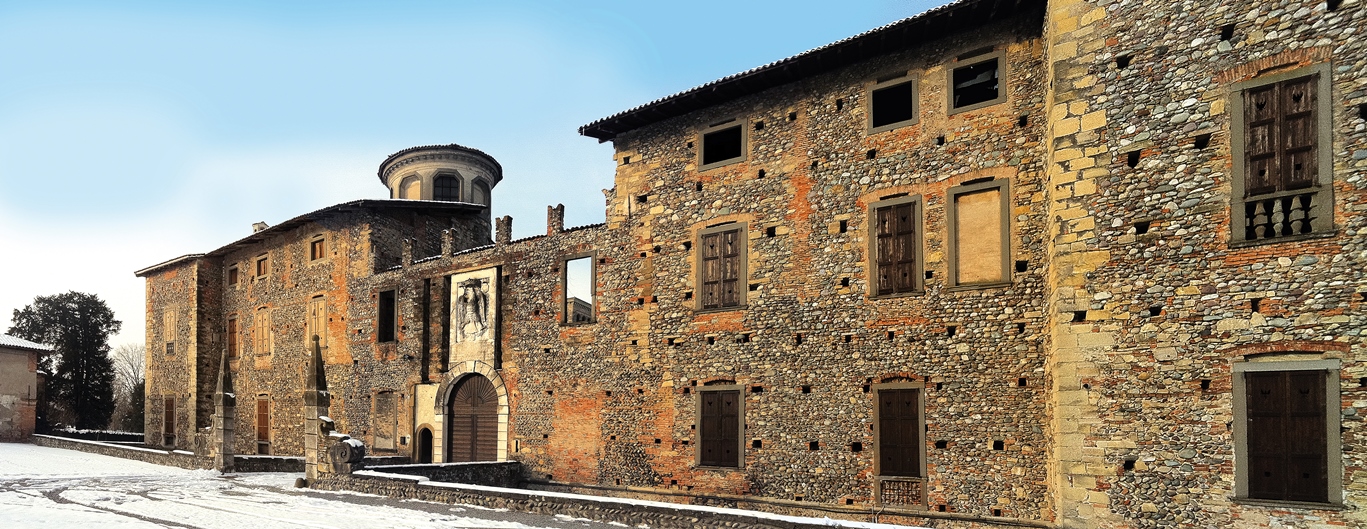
[1245,370,1328,503]
[699,225,744,310]
[226,316,238,360]
[698,388,741,468]
[254,308,272,355]
[1232,65,1332,244]
[256,398,270,455]
[875,201,918,295]
[163,396,176,446]
[877,386,923,477]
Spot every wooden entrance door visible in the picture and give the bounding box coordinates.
[447,375,497,462]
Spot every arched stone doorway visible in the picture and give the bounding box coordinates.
[446,374,498,462]
[416,426,433,464]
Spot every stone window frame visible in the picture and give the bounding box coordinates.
[377,289,398,343]
[253,306,273,356]
[163,309,177,357]
[946,178,1012,290]
[694,222,749,313]
[872,380,928,479]
[560,251,598,326]
[470,178,492,207]
[308,234,327,262]
[697,117,749,172]
[694,383,745,470]
[255,395,271,455]
[1228,63,1335,247]
[397,174,422,200]
[1232,357,1342,508]
[255,253,270,278]
[866,71,921,134]
[946,49,1008,116]
[227,265,239,287]
[867,194,925,299]
[432,173,461,202]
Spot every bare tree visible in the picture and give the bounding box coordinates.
[110,343,145,400]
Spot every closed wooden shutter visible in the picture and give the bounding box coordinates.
[699,390,740,467]
[701,229,742,309]
[1244,75,1317,197]
[876,203,917,295]
[879,388,921,477]
[1246,370,1327,503]
[256,399,270,448]
[226,318,238,359]
[448,375,498,462]
[163,397,175,445]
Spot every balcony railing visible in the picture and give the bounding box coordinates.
[1243,188,1321,242]
[877,476,926,507]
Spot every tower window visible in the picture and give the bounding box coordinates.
[949,51,1007,114]
[434,176,460,202]
[699,119,746,170]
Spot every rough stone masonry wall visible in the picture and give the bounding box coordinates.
[572,15,1052,523]
[144,260,202,450]
[1043,0,1367,527]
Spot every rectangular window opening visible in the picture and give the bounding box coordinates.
[701,124,745,168]
[951,56,1001,111]
[699,227,745,310]
[564,256,595,324]
[227,267,239,286]
[870,79,916,130]
[310,238,326,260]
[377,290,397,342]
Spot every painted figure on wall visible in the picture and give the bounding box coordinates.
[456,277,491,342]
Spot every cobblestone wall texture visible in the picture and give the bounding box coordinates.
[139,0,1367,527]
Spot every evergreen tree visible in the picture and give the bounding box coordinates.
[8,292,120,430]
[121,379,145,432]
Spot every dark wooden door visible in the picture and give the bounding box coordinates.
[1246,370,1327,503]
[447,375,498,462]
[699,390,739,467]
[879,388,921,477]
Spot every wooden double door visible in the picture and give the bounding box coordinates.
[446,374,498,462]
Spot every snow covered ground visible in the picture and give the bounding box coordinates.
[0,443,621,528]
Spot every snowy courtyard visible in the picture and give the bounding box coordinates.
[0,443,620,529]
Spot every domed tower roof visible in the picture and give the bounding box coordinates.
[377,143,502,205]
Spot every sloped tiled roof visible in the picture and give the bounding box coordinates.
[579,0,1046,141]
[0,334,53,353]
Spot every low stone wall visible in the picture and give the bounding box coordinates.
[313,471,940,529]
[235,455,304,473]
[48,430,144,443]
[32,434,209,470]
[363,456,410,466]
[364,461,520,488]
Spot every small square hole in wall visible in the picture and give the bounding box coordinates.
[1220,24,1235,41]
[850,442,863,452]
[1016,322,1027,333]
[754,120,764,131]
[1359,377,1366,388]
[1015,260,1028,273]
[795,496,804,501]
[1073,310,1088,322]
[788,112,798,121]
[1017,115,1028,127]
[683,387,690,394]
[810,160,819,170]
[683,241,692,251]
[936,135,946,146]
[686,141,693,149]
[1200,379,1211,390]
[1123,459,1136,471]
[766,226,776,237]
[1134,220,1151,234]
[605,390,612,397]
[1328,0,1343,10]
[667,337,678,346]
[992,509,1003,517]
[750,385,763,394]
[637,388,645,394]
[1126,150,1141,168]
[610,435,616,440]
[636,194,648,204]
[1359,103,1367,120]
[801,385,811,394]
[925,270,934,279]
[795,333,803,345]
[639,252,647,258]
[935,440,948,449]
[630,339,638,345]
[757,169,766,178]
[808,441,820,451]
[993,440,1004,450]
[684,291,693,300]
[748,283,759,292]
[846,499,855,506]
[839,220,848,233]
[937,505,947,512]
[1194,133,1212,149]
[840,277,850,287]
[695,182,703,192]
[622,156,631,165]
[1250,297,1263,313]
[752,439,762,449]
[946,325,957,337]
[615,478,621,485]
[866,149,877,159]
[650,295,658,303]
[935,382,943,390]
[706,336,715,345]
[1115,54,1132,69]
[738,333,753,343]
[1018,377,1028,387]
[654,439,662,444]
[546,390,553,395]
[835,98,844,111]
[843,333,854,343]
[1148,306,1163,317]
[886,331,896,341]
[543,348,551,354]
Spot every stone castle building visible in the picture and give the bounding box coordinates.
[137,0,1367,526]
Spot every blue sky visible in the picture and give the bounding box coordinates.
[0,0,940,348]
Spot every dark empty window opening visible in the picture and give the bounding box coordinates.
[1115,54,1132,69]
[1073,310,1088,322]
[886,331,896,341]
[935,382,943,390]
[738,333,752,343]
[621,156,631,165]
[871,79,916,129]
[838,220,848,233]
[682,241,692,251]
[1251,297,1263,313]
[1015,260,1028,273]
[1134,220,1151,234]
[1328,0,1342,10]
[808,441,820,451]
[434,176,460,201]
[748,283,759,292]
[636,194,648,204]
[866,149,877,159]
[1127,150,1141,168]
[935,440,948,449]
[605,391,612,397]
[750,385,763,393]
[851,442,863,452]
[1148,306,1163,317]
[843,334,854,343]
[810,160,818,170]
[992,509,1003,517]
[952,57,1000,109]
[1359,103,1367,121]
[846,499,855,505]
[686,141,693,149]
[706,336,715,345]
[840,277,850,287]
[1017,323,1026,333]
[993,440,1004,450]
[1194,133,1212,149]
[377,290,396,343]
[1220,24,1235,41]
[937,505,948,512]
[925,270,934,279]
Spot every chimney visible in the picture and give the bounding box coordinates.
[252,222,270,233]
[547,204,565,235]
[496,216,513,246]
